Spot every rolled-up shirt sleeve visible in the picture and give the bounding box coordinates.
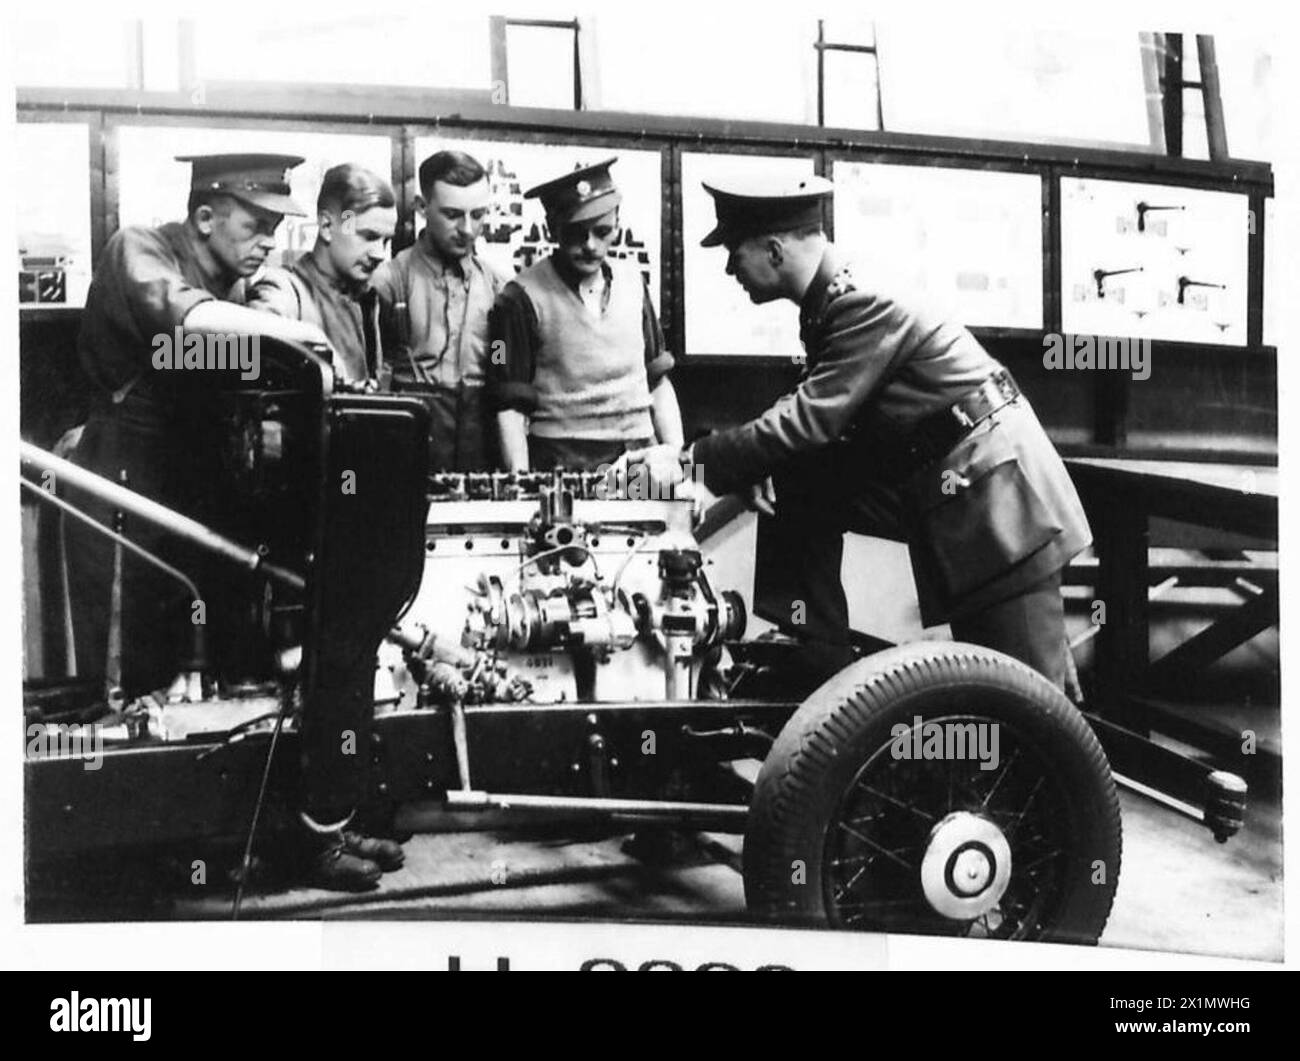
[691,289,913,494]
[642,284,675,387]
[369,260,407,369]
[111,226,217,338]
[487,281,541,413]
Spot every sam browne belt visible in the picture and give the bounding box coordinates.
[902,368,1021,470]
[843,369,1022,480]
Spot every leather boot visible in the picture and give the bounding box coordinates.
[294,812,383,892]
[304,837,383,892]
[342,830,405,873]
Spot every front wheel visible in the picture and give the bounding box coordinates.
[743,642,1121,944]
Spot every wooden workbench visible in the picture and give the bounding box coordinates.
[1065,457,1278,725]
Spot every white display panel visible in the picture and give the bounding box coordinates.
[1263,196,1277,349]
[115,125,393,270]
[1060,177,1250,345]
[415,137,661,308]
[17,123,94,308]
[681,152,816,357]
[832,161,1044,329]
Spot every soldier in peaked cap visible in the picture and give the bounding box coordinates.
[624,174,1091,690]
[488,157,683,471]
[65,154,399,890]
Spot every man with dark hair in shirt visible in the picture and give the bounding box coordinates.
[372,149,509,470]
[488,158,683,471]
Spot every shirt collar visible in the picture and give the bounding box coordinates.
[799,247,841,322]
[175,221,240,297]
[416,229,474,278]
[551,253,612,293]
[295,250,365,299]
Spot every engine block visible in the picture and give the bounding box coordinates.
[386,471,746,708]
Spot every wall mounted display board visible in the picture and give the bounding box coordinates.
[832,160,1044,329]
[680,152,816,358]
[17,123,94,308]
[1060,176,1250,345]
[416,136,662,307]
[1263,195,1276,349]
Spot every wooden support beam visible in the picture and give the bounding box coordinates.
[816,20,826,126]
[1138,32,1167,152]
[1144,588,1278,692]
[1196,35,1229,160]
[1161,32,1184,157]
[489,16,509,105]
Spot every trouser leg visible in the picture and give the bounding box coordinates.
[63,410,192,694]
[759,461,854,675]
[949,570,1068,688]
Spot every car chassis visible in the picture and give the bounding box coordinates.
[22,341,1247,942]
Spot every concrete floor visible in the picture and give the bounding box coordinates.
[165,781,1282,961]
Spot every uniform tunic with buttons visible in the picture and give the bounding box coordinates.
[67,220,246,691]
[370,231,509,470]
[692,247,1091,683]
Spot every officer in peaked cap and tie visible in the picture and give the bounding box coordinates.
[624,174,1092,690]
[69,152,324,693]
[488,157,683,471]
[66,153,402,890]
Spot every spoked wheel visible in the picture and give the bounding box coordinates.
[744,642,1122,945]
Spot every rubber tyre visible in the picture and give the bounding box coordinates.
[743,641,1122,944]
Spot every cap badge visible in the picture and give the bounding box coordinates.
[575,180,592,197]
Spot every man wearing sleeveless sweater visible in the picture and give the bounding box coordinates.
[488,158,683,471]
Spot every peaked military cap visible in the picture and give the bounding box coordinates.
[176,153,308,216]
[700,173,833,247]
[525,157,622,224]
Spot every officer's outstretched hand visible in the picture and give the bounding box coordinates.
[619,443,686,496]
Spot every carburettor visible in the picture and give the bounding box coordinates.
[388,471,746,707]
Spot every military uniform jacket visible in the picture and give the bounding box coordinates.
[692,247,1092,625]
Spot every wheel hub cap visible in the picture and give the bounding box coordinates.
[920,811,1012,920]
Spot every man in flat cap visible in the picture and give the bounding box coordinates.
[66,153,398,890]
[248,162,397,388]
[372,149,510,470]
[625,175,1090,690]
[488,158,683,471]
